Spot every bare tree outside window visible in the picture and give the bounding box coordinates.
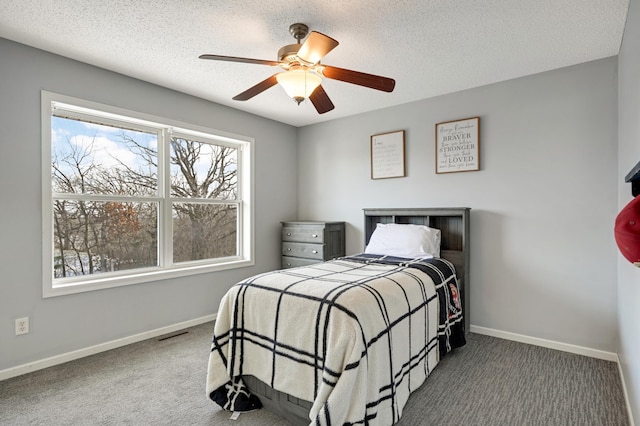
[51,115,240,279]
[170,136,238,262]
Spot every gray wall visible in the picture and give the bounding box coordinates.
[618,0,640,420]
[297,58,619,352]
[0,38,298,370]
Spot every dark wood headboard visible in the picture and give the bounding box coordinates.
[363,208,471,333]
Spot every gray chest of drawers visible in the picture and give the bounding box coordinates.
[281,221,346,269]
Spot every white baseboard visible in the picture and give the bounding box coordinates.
[0,313,217,382]
[616,356,637,426]
[470,325,635,426]
[469,325,618,361]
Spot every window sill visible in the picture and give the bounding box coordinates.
[43,258,255,298]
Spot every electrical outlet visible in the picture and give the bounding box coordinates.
[15,317,29,335]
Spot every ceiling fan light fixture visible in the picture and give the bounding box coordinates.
[276,69,322,105]
[199,22,394,113]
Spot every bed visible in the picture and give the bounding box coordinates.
[206,207,470,425]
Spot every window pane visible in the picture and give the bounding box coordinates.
[51,116,158,196]
[53,200,158,278]
[173,203,237,262]
[170,137,237,200]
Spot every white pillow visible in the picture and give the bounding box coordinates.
[365,223,441,258]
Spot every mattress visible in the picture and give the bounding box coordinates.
[206,254,465,425]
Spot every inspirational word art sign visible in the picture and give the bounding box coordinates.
[435,117,480,174]
[371,130,405,179]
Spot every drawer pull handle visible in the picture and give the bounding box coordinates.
[312,250,318,254]
[286,263,291,266]
[287,232,292,236]
[312,234,318,238]
[287,248,291,251]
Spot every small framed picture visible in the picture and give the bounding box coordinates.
[435,117,480,174]
[371,130,405,179]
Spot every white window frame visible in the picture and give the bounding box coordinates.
[42,91,254,297]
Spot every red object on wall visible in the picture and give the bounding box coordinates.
[615,195,640,266]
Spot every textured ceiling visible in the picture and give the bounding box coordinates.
[0,0,630,127]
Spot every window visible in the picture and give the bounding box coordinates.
[42,92,253,297]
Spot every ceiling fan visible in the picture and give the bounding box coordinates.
[199,23,396,114]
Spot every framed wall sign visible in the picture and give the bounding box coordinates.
[371,130,405,179]
[435,117,480,174]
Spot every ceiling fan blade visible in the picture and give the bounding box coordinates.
[232,74,279,101]
[297,31,339,64]
[309,85,335,114]
[319,65,395,92]
[199,54,279,67]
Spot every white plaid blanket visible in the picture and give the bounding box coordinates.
[206,254,465,425]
